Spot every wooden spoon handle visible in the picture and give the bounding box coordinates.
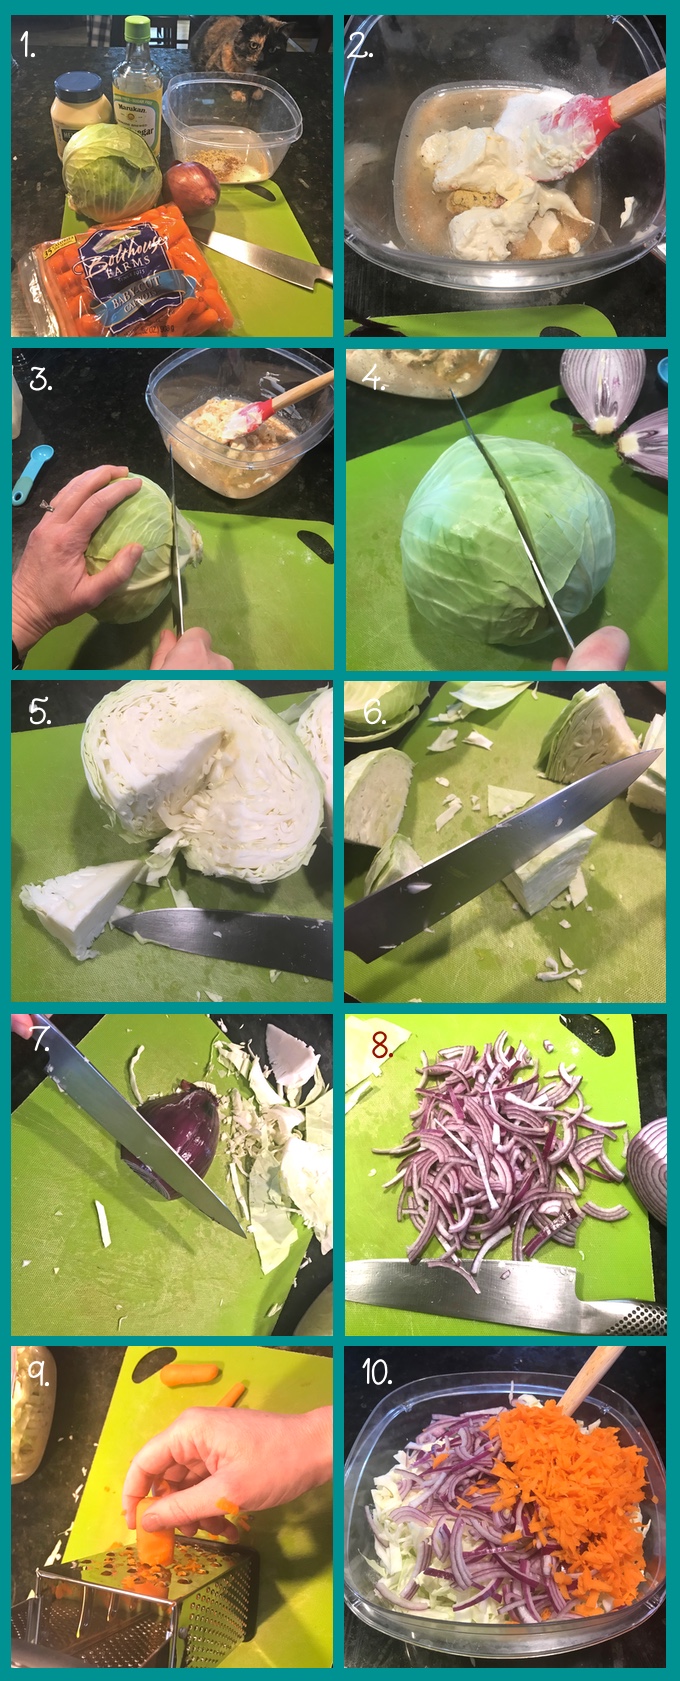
[610,69,666,125]
[558,1346,625,1417]
[270,369,334,413]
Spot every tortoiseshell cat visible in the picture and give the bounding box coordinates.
[190,16,289,74]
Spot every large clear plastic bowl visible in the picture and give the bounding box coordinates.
[162,73,302,180]
[345,1370,666,1658]
[146,346,333,500]
[344,14,665,292]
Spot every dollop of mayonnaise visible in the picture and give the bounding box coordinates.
[420,89,594,262]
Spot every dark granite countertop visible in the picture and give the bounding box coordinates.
[10,1011,332,1339]
[346,347,667,460]
[344,1344,665,1668]
[12,345,333,565]
[11,44,332,274]
[12,1344,331,1608]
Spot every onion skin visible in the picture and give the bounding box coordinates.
[616,408,668,479]
[626,1118,667,1224]
[121,1081,220,1200]
[164,161,220,215]
[560,348,646,435]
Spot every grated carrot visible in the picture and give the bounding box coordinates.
[483,1400,649,1615]
[431,1451,448,1468]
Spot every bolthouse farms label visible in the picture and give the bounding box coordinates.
[77,223,194,334]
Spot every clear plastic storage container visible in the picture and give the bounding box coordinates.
[162,73,303,183]
[146,346,334,500]
[344,14,665,292]
[345,1371,666,1659]
[346,348,500,398]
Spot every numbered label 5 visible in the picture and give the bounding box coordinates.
[29,696,51,726]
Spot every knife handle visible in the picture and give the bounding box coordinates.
[601,1303,667,1336]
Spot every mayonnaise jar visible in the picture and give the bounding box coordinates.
[51,71,112,160]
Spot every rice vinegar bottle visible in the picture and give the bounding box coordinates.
[112,16,163,157]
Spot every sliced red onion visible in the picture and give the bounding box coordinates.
[626,1118,667,1223]
[580,1200,629,1221]
[560,348,646,435]
[617,408,668,478]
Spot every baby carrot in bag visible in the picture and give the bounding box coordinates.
[19,204,236,338]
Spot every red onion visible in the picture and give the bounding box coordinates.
[616,408,668,479]
[560,348,646,435]
[375,1031,631,1277]
[626,1118,667,1223]
[121,1081,219,1200]
[164,160,220,215]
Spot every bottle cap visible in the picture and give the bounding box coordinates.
[124,15,151,43]
[54,71,104,106]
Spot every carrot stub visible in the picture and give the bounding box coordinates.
[160,1362,221,1388]
[218,1381,246,1409]
[135,1497,175,1566]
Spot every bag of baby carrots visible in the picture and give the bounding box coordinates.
[18,204,238,338]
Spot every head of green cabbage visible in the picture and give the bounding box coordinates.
[62,123,161,223]
[85,474,202,623]
[401,436,616,646]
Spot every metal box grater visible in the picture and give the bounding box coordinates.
[11,1537,259,1667]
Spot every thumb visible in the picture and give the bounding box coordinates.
[81,544,143,611]
[151,628,178,669]
[141,1475,233,1531]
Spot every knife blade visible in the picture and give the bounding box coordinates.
[451,391,575,652]
[31,1016,245,1235]
[168,442,185,637]
[345,1259,667,1335]
[196,230,333,292]
[345,749,659,962]
[112,907,333,982]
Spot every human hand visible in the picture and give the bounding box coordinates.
[552,626,630,672]
[122,1405,332,1537]
[12,467,143,656]
[11,1014,34,1040]
[150,627,234,670]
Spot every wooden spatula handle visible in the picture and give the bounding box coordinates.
[558,1345,625,1417]
[270,369,334,413]
[610,69,666,125]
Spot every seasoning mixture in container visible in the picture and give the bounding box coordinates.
[394,84,600,263]
[171,396,300,498]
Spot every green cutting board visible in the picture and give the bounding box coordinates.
[64,1345,332,1668]
[345,686,665,1004]
[63,184,332,337]
[344,305,616,337]
[12,1016,317,1337]
[345,1012,653,1337]
[23,513,334,672]
[12,691,332,1003]
[346,383,667,670]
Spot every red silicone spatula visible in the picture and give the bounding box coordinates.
[219,368,334,443]
[530,67,666,180]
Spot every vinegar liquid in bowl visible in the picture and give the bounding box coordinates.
[393,82,602,262]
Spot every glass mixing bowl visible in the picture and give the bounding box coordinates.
[344,14,665,292]
[345,1370,666,1658]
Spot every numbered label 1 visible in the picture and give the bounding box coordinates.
[363,697,383,726]
[20,30,35,58]
[29,696,50,726]
[362,1358,391,1386]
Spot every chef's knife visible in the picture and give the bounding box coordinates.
[450,390,575,652]
[168,442,185,636]
[196,230,333,292]
[112,907,333,982]
[31,1015,245,1236]
[345,749,659,963]
[345,1259,666,1335]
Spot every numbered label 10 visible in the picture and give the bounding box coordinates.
[362,1358,391,1386]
